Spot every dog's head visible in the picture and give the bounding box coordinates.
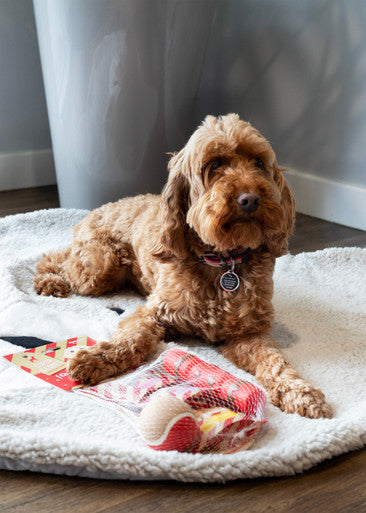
[154,114,295,259]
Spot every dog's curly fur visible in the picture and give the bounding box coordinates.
[34,114,331,418]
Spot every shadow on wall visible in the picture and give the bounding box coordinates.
[195,0,366,188]
[34,0,366,209]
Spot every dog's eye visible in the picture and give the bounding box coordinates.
[254,158,264,169]
[210,158,224,171]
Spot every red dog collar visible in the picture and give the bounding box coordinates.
[199,247,251,268]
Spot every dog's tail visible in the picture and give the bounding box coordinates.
[33,249,71,298]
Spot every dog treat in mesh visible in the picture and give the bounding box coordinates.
[77,348,267,453]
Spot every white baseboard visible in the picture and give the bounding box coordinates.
[284,169,366,232]
[0,149,56,191]
[0,154,364,231]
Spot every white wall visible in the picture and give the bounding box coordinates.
[196,0,366,189]
[1,0,365,229]
[0,0,55,190]
[193,0,366,229]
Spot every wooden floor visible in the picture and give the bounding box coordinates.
[1,185,365,513]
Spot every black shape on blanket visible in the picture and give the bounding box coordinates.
[1,336,53,348]
[108,307,125,315]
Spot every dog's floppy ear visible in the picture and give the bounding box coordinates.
[152,150,190,260]
[265,165,295,257]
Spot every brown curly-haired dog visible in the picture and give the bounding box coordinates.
[34,114,331,418]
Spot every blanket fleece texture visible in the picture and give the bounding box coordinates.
[0,209,365,482]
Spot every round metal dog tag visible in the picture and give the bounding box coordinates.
[220,270,240,292]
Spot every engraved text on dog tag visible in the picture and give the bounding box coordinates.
[220,271,240,292]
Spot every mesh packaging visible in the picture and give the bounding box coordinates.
[77,348,267,453]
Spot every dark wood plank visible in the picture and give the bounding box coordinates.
[0,186,365,513]
[0,448,365,513]
[289,213,366,254]
[0,185,59,217]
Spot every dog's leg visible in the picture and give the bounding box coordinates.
[34,241,132,298]
[34,249,72,297]
[67,306,164,384]
[221,334,332,419]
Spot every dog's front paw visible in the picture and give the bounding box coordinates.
[271,379,332,419]
[66,342,122,385]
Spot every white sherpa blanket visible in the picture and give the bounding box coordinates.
[0,209,365,482]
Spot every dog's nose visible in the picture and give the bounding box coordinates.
[237,193,261,213]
